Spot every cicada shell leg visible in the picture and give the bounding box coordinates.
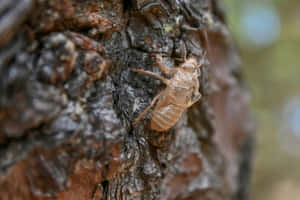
[133,93,162,126]
[131,68,170,85]
[188,93,202,107]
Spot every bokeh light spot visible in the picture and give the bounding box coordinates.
[241,3,281,47]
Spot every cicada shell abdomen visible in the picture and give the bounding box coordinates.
[150,103,185,132]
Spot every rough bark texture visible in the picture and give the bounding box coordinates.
[0,0,255,200]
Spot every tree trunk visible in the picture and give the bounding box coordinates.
[0,0,255,200]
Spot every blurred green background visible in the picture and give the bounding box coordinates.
[223,0,300,199]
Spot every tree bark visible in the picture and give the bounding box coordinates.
[0,0,255,200]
